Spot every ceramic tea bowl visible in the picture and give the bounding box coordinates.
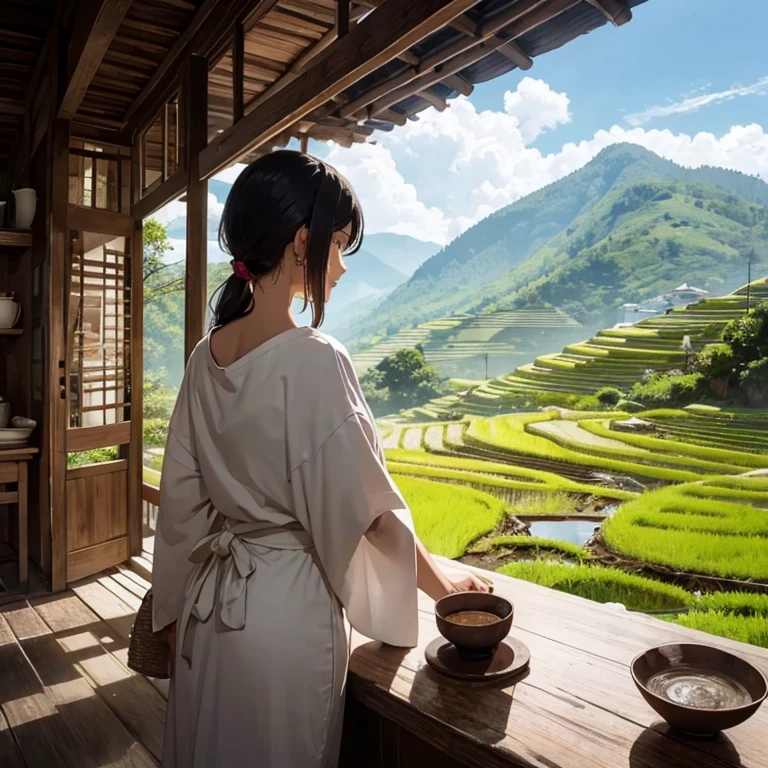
[631,643,767,736]
[435,592,513,660]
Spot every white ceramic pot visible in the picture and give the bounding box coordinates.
[0,296,21,328]
[13,188,36,229]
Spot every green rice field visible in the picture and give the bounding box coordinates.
[372,291,768,648]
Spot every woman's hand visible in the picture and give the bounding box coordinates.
[166,622,177,678]
[445,571,492,594]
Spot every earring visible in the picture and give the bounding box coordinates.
[293,248,304,267]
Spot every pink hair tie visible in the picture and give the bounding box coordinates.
[232,260,253,281]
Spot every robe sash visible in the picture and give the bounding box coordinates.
[178,519,314,666]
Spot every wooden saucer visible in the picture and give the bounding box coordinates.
[425,635,530,683]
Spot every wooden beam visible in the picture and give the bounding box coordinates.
[233,22,245,121]
[300,134,309,153]
[184,55,209,363]
[58,0,133,119]
[441,72,473,97]
[356,0,477,38]
[418,88,448,112]
[199,0,480,179]
[364,0,578,120]
[124,0,280,134]
[337,0,350,38]
[496,40,533,70]
[132,170,186,221]
[586,0,632,26]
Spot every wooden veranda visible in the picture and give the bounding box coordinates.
[12,1,768,766]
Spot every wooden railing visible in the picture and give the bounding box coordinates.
[142,482,160,532]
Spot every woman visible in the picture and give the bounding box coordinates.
[151,150,488,768]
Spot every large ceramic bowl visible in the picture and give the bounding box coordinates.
[435,592,513,659]
[631,643,767,736]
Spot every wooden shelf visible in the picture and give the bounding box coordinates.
[0,230,32,249]
[0,329,22,336]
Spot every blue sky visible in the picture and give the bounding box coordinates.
[164,0,768,247]
[473,0,768,153]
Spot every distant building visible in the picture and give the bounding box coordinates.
[621,282,709,324]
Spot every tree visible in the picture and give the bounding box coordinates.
[722,300,768,377]
[360,347,443,417]
[144,218,184,304]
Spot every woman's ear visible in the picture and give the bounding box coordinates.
[293,226,309,262]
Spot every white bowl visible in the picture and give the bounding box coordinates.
[0,427,33,446]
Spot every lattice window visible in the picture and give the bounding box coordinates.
[142,96,182,193]
[67,231,131,428]
[68,142,130,213]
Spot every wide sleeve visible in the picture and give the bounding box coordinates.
[151,384,217,634]
[290,411,419,648]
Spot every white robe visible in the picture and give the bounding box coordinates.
[152,327,419,767]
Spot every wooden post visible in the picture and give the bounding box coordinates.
[300,135,309,154]
[233,22,245,122]
[127,143,144,557]
[184,55,209,363]
[48,118,70,592]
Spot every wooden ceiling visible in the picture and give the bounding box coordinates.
[77,0,203,130]
[0,0,57,166]
[0,0,644,170]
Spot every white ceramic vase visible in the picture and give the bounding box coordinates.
[13,188,36,229]
[0,295,21,328]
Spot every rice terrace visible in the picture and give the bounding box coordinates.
[374,278,768,651]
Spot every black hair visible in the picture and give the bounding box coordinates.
[210,150,364,328]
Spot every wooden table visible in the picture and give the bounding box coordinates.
[0,446,37,592]
[341,557,768,768]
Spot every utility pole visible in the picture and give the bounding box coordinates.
[485,353,489,381]
[746,255,752,313]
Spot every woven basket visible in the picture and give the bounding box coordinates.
[127,589,171,679]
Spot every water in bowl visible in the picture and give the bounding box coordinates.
[647,667,752,709]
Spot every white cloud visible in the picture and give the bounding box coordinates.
[154,77,768,249]
[314,76,768,245]
[625,76,768,127]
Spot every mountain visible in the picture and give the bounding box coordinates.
[360,232,440,275]
[345,144,768,345]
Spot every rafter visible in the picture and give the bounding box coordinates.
[441,72,474,97]
[58,0,133,119]
[586,0,632,26]
[418,88,448,112]
[337,0,560,120]
[124,0,280,135]
[198,0,479,179]
[496,40,533,70]
[360,0,578,121]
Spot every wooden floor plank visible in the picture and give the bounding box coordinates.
[97,571,144,612]
[0,706,24,768]
[0,610,82,768]
[112,564,151,598]
[31,591,167,761]
[68,578,171,700]
[2,602,157,767]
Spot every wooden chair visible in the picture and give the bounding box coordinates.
[0,448,34,591]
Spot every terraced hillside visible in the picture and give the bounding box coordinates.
[351,307,584,379]
[407,278,768,419]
